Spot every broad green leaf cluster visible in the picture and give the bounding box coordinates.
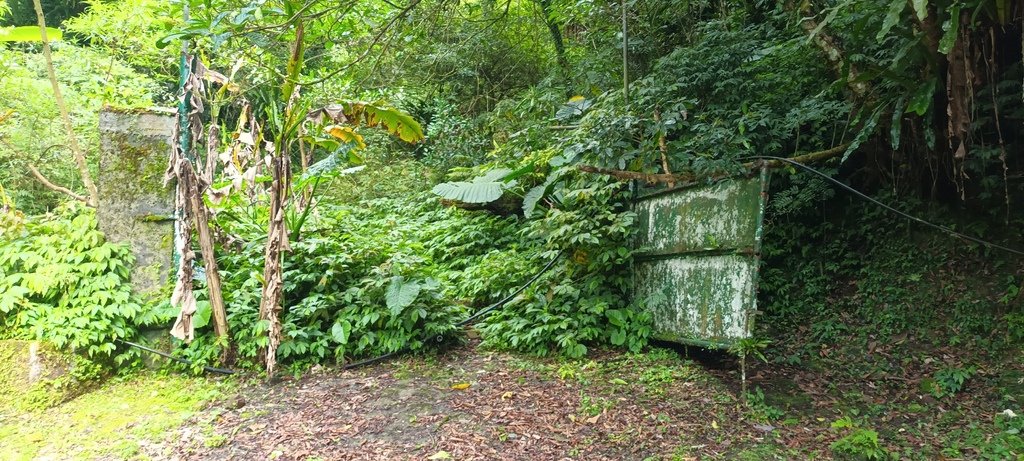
[0,204,141,361]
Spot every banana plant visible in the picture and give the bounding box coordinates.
[284,101,425,241]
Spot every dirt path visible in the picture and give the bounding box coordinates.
[171,345,777,460]
[168,341,1023,460]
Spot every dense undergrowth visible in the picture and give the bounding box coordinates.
[169,168,648,372]
[752,186,1024,459]
[2,0,1023,457]
[0,204,142,362]
[761,191,1024,364]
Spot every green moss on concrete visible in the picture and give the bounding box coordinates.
[0,343,23,410]
[101,140,170,198]
[97,109,176,296]
[101,104,176,115]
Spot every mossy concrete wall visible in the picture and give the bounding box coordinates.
[97,107,176,296]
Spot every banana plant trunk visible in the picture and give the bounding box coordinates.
[259,19,304,377]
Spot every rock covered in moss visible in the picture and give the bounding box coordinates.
[0,340,98,412]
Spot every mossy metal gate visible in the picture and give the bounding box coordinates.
[632,168,769,348]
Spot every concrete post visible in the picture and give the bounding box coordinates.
[97,107,176,297]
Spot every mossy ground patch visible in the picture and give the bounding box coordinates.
[0,373,232,460]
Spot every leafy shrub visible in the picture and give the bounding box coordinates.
[759,190,1024,365]
[477,175,651,357]
[743,386,784,422]
[186,170,652,369]
[556,19,844,178]
[830,416,890,461]
[186,195,526,369]
[942,411,1024,460]
[406,95,491,170]
[931,366,977,398]
[0,204,141,361]
[984,412,1024,459]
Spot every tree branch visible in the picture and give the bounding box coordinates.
[787,1,869,99]
[27,164,88,203]
[33,0,100,207]
[578,144,850,185]
[300,0,422,86]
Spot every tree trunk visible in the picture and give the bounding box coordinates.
[260,21,304,377]
[258,152,288,377]
[537,0,571,89]
[32,0,100,207]
[184,162,232,352]
[170,52,233,363]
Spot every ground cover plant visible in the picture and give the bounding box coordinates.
[0,373,233,459]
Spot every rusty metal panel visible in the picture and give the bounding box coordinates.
[633,173,768,348]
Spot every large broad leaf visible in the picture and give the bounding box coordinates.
[475,168,513,183]
[359,104,424,143]
[502,162,536,181]
[876,0,906,41]
[911,0,928,21]
[432,181,505,203]
[842,106,883,162]
[331,320,351,344]
[304,144,366,179]
[905,78,936,116]
[0,26,62,42]
[192,300,212,329]
[386,276,421,315]
[523,184,547,218]
[555,96,593,121]
[938,5,960,54]
[890,96,906,150]
[522,168,566,217]
[431,168,515,204]
[324,125,366,149]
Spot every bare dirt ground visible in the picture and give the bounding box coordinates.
[168,340,1023,460]
[170,343,780,461]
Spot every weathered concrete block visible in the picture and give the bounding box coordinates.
[0,340,92,411]
[97,107,176,297]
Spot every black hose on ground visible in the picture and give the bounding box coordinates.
[455,254,562,327]
[117,339,236,375]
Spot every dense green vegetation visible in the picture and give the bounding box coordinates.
[2,0,1023,456]
[0,205,143,360]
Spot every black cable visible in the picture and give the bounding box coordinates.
[342,350,400,369]
[117,339,236,375]
[455,254,562,327]
[745,155,1024,257]
[343,253,563,370]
